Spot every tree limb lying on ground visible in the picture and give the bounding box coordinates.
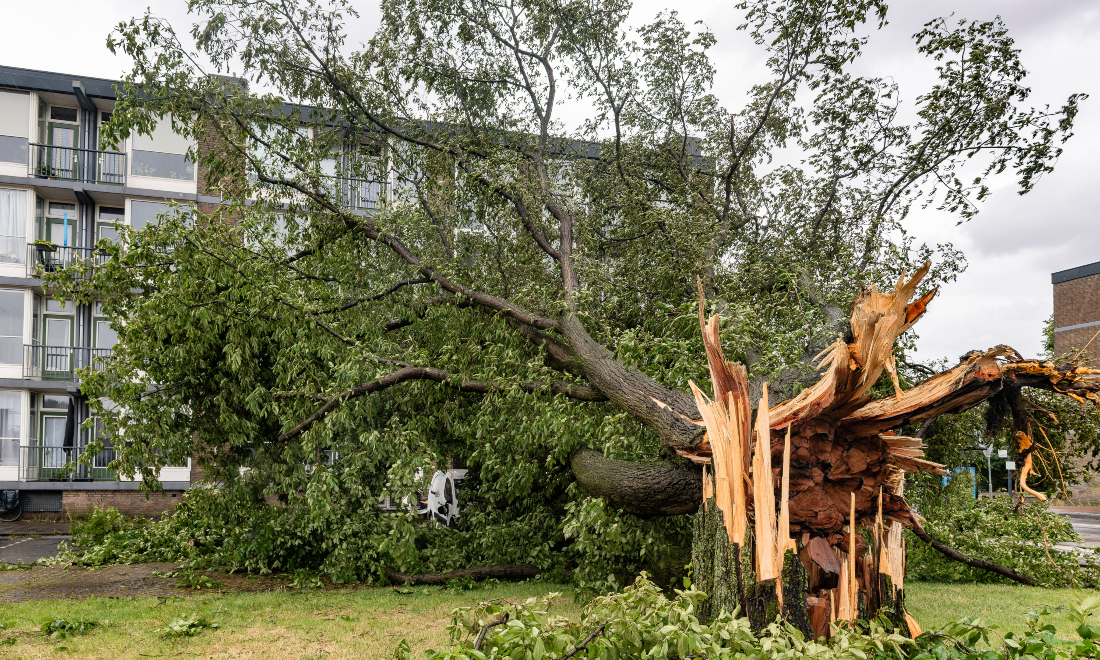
[911,519,1042,586]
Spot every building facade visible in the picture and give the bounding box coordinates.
[0,65,215,516]
[1052,260,1100,367]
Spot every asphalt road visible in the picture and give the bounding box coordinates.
[1051,507,1100,545]
[0,536,68,565]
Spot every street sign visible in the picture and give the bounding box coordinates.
[1005,460,1016,470]
[998,450,1008,458]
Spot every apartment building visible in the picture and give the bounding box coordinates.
[1052,260,1100,366]
[0,65,216,516]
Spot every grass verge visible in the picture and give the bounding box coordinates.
[0,581,580,659]
[0,578,1095,658]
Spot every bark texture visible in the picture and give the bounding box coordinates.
[571,447,703,517]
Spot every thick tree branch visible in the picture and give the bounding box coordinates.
[279,366,606,442]
[571,447,702,517]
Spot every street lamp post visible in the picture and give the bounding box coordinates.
[981,438,994,497]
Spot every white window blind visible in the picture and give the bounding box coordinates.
[0,91,29,138]
[130,115,193,155]
[0,188,27,265]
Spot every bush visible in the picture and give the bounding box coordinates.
[906,475,1099,587]
[403,575,1100,660]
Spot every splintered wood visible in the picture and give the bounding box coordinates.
[685,262,1096,637]
[1015,432,1047,502]
[687,265,949,542]
[690,296,753,548]
[754,384,780,582]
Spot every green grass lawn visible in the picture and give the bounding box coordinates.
[907,581,1098,637]
[0,579,1095,659]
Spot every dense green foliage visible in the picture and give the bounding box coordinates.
[43,0,1090,589]
[906,478,1100,588]
[400,574,1100,659]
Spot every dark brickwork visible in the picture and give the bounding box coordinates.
[1053,269,1100,365]
[62,490,184,517]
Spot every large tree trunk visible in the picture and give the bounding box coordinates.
[572,263,1100,636]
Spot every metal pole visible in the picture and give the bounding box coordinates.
[1008,469,1014,500]
[987,454,993,497]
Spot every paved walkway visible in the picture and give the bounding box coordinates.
[0,521,71,537]
[0,536,68,565]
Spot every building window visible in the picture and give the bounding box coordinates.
[97,206,124,243]
[0,289,23,365]
[131,150,195,181]
[0,390,19,466]
[0,188,26,265]
[94,316,117,350]
[130,200,192,232]
[130,116,195,181]
[44,202,76,246]
[0,90,30,165]
[49,107,78,123]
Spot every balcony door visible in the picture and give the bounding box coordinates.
[47,123,79,180]
[41,414,67,469]
[46,217,75,247]
[44,317,72,378]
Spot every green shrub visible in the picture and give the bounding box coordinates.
[403,575,1100,660]
[907,476,1098,587]
[286,568,323,589]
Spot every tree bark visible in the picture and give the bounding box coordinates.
[570,447,702,517]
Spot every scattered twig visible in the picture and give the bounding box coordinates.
[473,613,509,651]
[561,622,607,660]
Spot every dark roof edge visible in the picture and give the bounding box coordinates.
[1052,260,1100,284]
[0,64,119,100]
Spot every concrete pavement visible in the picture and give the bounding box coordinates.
[0,536,68,565]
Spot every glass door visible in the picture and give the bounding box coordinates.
[46,217,75,248]
[43,316,72,378]
[41,415,67,471]
[47,122,78,180]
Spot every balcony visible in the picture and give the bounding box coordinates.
[27,243,108,278]
[19,443,116,482]
[28,143,126,186]
[342,178,385,211]
[23,344,112,381]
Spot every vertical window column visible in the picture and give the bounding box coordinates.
[0,391,20,466]
[0,289,24,368]
[0,188,27,265]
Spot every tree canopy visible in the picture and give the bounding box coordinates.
[50,0,1094,586]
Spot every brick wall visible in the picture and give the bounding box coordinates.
[1053,270,1100,364]
[63,490,185,517]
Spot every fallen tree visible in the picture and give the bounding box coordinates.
[52,0,1094,599]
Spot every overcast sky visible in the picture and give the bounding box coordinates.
[2,0,1096,365]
